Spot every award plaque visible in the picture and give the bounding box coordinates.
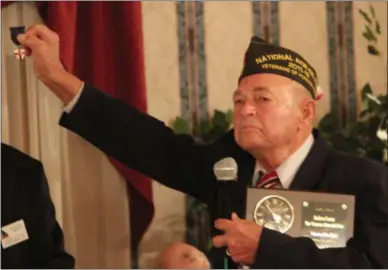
[246,188,355,248]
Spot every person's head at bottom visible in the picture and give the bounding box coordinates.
[157,242,210,269]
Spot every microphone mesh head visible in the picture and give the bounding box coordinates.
[213,157,238,181]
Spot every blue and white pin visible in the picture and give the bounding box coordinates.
[10,26,26,60]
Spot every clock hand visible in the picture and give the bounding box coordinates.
[266,204,280,220]
[265,204,283,231]
[265,204,274,215]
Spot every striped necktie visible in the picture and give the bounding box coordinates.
[255,171,282,189]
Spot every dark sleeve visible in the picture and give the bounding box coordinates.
[29,163,75,269]
[252,166,388,269]
[59,83,217,204]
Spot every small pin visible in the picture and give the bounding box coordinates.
[13,47,26,60]
[10,26,26,60]
[316,86,324,101]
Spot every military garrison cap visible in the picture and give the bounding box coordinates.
[239,36,322,100]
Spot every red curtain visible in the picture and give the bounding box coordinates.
[1,1,13,8]
[2,1,154,258]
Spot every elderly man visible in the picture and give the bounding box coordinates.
[157,242,210,269]
[17,25,388,268]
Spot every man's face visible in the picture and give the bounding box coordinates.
[233,73,306,152]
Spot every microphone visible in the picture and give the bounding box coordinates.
[213,157,239,269]
[213,157,238,181]
[213,157,238,219]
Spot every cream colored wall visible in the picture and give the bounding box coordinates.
[205,2,253,113]
[279,1,331,122]
[353,1,387,102]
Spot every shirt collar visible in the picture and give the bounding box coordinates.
[253,134,314,189]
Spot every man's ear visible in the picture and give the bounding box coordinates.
[301,99,316,127]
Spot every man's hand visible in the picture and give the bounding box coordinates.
[17,24,82,104]
[17,24,64,83]
[212,213,263,265]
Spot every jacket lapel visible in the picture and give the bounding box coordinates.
[289,130,332,190]
[235,146,256,187]
[221,130,256,187]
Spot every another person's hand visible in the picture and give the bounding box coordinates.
[212,212,263,265]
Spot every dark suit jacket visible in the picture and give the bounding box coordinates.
[59,84,388,268]
[1,143,75,269]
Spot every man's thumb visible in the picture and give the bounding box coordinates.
[17,34,43,49]
[17,34,27,44]
[231,212,240,221]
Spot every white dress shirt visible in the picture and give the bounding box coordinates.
[252,134,314,189]
[63,82,85,113]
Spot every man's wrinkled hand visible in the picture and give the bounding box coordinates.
[17,24,65,84]
[212,212,263,265]
[16,24,83,104]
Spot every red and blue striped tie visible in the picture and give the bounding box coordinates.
[255,171,282,189]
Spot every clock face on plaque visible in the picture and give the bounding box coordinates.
[253,195,295,233]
